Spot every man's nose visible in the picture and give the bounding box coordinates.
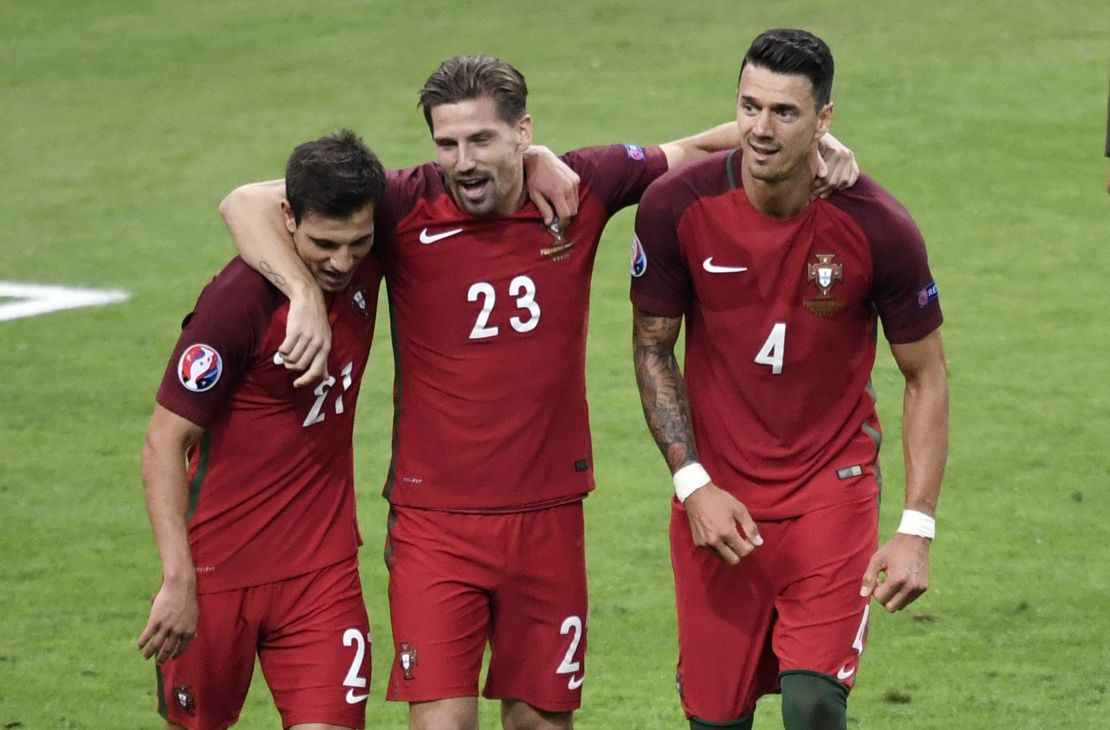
[332,247,355,272]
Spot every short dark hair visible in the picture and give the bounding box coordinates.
[740,28,834,108]
[284,129,386,224]
[418,55,528,133]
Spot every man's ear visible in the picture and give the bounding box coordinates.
[815,101,835,139]
[280,199,297,235]
[517,114,534,151]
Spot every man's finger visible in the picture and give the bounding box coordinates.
[713,539,742,565]
[137,622,157,649]
[859,554,882,597]
[171,635,193,660]
[815,155,829,180]
[554,195,576,225]
[531,192,556,226]
[293,350,329,388]
[280,335,309,368]
[735,511,763,547]
[875,580,911,612]
[141,630,166,660]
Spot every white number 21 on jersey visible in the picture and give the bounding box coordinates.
[754,322,786,375]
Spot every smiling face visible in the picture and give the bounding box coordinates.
[283,201,376,292]
[736,63,833,188]
[429,96,532,217]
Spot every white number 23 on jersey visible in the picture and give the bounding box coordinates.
[467,276,541,340]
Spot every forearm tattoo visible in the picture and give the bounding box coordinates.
[633,313,698,471]
[259,261,289,292]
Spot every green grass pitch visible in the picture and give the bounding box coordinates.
[1,1,1107,727]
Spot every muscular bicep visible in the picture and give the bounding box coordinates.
[142,404,204,470]
[633,308,682,351]
[889,329,947,385]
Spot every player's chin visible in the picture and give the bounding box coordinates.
[457,195,497,217]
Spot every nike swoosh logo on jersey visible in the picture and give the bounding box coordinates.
[419,227,464,244]
[836,665,856,681]
[345,688,369,704]
[702,257,748,274]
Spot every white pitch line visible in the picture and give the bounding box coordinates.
[0,281,131,322]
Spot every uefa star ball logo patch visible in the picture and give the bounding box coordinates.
[177,343,223,392]
[630,235,648,277]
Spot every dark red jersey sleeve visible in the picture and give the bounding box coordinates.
[563,144,669,215]
[830,176,944,344]
[155,258,280,427]
[629,152,731,318]
[376,164,440,237]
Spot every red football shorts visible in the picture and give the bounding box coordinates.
[385,502,588,712]
[157,558,371,729]
[671,495,878,722]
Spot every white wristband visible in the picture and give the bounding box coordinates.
[897,509,936,539]
[673,463,711,503]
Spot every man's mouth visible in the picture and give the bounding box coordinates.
[320,270,350,289]
[748,140,779,160]
[455,175,491,201]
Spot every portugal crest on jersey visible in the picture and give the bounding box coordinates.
[398,642,419,680]
[177,343,222,392]
[173,683,196,714]
[804,253,845,317]
[807,253,843,297]
[350,285,373,328]
[540,218,575,262]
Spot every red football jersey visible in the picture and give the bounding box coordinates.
[631,150,942,519]
[376,144,667,512]
[155,257,381,593]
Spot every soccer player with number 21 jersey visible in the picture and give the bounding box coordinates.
[139,131,386,729]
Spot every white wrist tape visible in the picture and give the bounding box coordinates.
[897,509,936,539]
[673,463,711,503]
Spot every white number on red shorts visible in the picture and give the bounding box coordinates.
[342,628,370,704]
[852,604,870,655]
[555,615,585,690]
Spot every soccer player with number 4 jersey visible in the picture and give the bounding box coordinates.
[219,55,859,730]
[138,131,386,730]
[631,29,949,730]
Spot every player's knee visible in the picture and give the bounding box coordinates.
[780,671,848,730]
[500,699,572,730]
[689,715,753,730]
[410,698,479,730]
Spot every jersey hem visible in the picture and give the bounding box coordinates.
[194,552,358,595]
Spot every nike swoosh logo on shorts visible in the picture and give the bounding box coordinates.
[419,227,464,244]
[836,665,856,681]
[567,674,585,690]
[345,688,369,704]
[702,257,748,274]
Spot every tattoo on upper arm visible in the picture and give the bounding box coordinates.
[633,313,698,471]
[259,261,288,291]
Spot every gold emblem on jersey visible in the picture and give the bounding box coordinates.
[804,253,845,317]
[540,218,575,262]
[399,642,419,680]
